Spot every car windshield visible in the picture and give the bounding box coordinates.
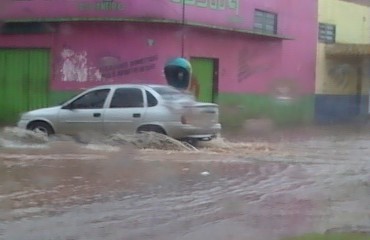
[58,92,81,106]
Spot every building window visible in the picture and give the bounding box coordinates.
[319,23,336,43]
[253,9,278,34]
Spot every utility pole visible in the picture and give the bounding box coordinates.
[181,0,185,57]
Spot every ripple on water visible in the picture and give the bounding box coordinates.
[1,126,370,240]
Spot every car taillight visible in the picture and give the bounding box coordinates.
[181,115,187,124]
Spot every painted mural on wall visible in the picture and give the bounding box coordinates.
[61,48,97,82]
[98,55,158,78]
[52,22,177,90]
[318,59,359,96]
[60,48,159,83]
[327,62,357,90]
[237,45,277,82]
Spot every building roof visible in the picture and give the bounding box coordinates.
[340,0,370,7]
[325,43,370,56]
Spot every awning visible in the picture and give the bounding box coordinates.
[325,43,370,56]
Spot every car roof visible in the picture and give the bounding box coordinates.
[87,83,172,90]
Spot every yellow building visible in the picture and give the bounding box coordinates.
[315,0,370,122]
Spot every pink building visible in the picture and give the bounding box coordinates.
[0,0,317,126]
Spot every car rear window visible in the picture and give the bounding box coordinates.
[152,86,193,100]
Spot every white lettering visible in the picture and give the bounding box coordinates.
[171,0,239,11]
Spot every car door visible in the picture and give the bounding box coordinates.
[103,87,146,134]
[57,88,110,135]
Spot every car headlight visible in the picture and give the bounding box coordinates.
[19,113,29,120]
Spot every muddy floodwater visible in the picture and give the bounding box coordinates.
[0,126,370,240]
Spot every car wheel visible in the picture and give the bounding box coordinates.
[28,121,54,136]
[137,125,166,135]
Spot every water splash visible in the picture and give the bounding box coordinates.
[103,132,197,151]
[0,127,49,149]
[199,136,275,154]
[0,127,198,152]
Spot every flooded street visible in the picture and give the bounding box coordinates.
[0,126,370,240]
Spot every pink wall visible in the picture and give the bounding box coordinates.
[51,23,182,90]
[47,22,284,94]
[220,0,317,94]
[184,28,283,94]
[0,0,317,95]
[0,34,53,48]
[280,0,318,94]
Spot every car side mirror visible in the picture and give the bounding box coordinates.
[62,103,74,110]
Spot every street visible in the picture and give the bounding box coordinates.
[0,126,370,240]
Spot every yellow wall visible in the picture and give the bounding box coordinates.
[316,0,370,95]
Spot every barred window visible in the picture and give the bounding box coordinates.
[254,10,278,34]
[319,23,336,43]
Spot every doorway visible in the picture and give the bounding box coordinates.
[0,49,50,123]
[190,57,218,103]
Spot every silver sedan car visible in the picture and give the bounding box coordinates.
[17,84,221,142]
